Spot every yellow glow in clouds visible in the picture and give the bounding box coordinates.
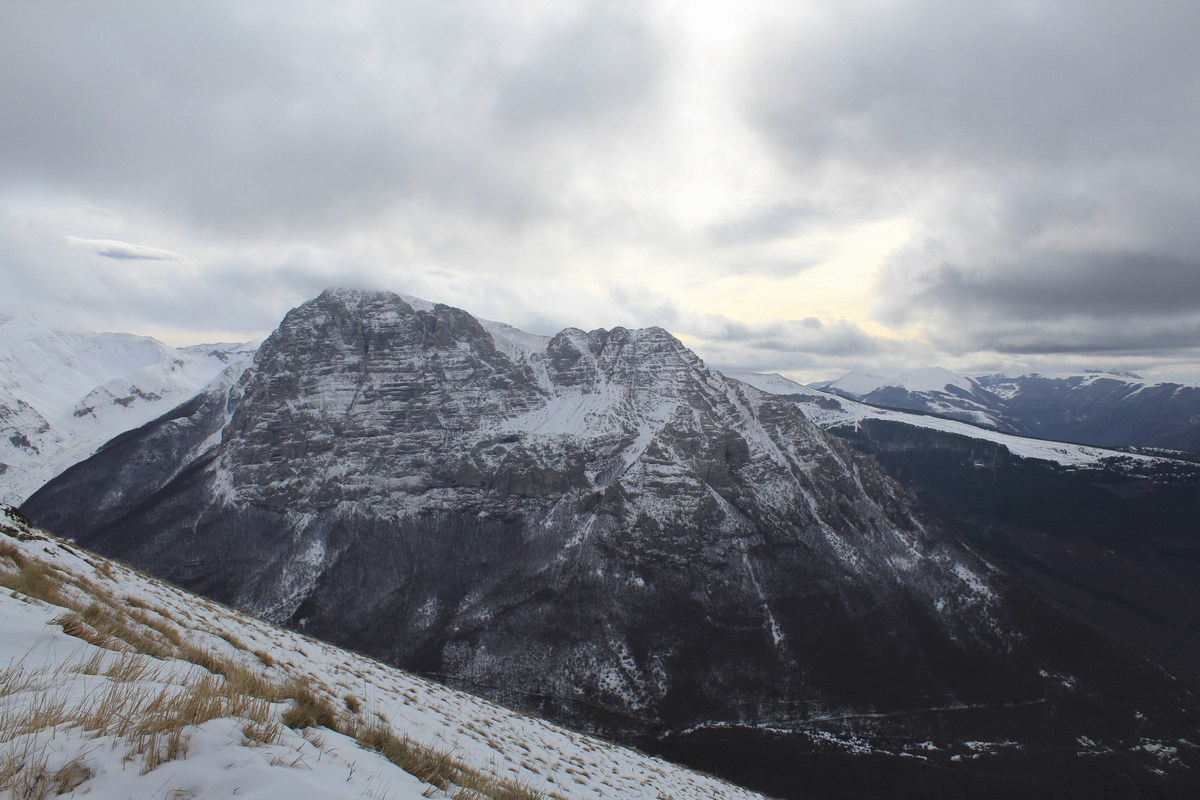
[684,216,916,331]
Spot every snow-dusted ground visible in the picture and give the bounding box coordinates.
[728,371,1177,470]
[0,508,766,800]
[0,314,254,505]
[812,367,981,397]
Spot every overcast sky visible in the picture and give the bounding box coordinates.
[2,0,1198,382]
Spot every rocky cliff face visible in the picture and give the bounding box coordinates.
[25,289,1200,799]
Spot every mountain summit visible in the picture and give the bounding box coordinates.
[25,289,1200,798]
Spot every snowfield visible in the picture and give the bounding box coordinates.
[0,314,254,505]
[0,507,766,800]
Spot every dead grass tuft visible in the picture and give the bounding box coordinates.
[282,681,340,731]
[0,538,23,568]
[217,630,248,651]
[242,717,284,746]
[352,722,548,800]
[177,644,232,677]
[355,724,458,790]
[53,612,120,651]
[0,751,93,800]
[0,557,63,605]
[128,608,185,648]
[74,601,172,658]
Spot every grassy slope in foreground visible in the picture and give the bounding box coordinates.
[0,506,766,800]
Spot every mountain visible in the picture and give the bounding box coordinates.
[22,290,1200,799]
[740,370,1200,731]
[811,368,1200,452]
[733,371,1187,470]
[1,505,761,800]
[0,313,254,505]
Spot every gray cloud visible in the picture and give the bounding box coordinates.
[3,1,1198,382]
[750,0,1200,174]
[0,2,666,238]
[65,237,181,262]
[746,0,1200,365]
[895,251,1200,321]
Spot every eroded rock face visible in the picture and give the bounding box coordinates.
[26,289,1199,798]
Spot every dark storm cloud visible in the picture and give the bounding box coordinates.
[751,0,1200,172]
[903,251,1200,321]
[0,1,665,237]
[746,0,1200,361]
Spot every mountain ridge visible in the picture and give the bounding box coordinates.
[21,288,1200,799]
[0,313,254,505]
[810,366,1200,452]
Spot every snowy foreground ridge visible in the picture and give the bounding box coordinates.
[0,507,765,800]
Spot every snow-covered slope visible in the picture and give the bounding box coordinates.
[0,506,764,800]
[731,371,1179,470]
[808,367,1200,452]
[810,368,1008,429]
[0,314,254,504]
[815,367,979,397]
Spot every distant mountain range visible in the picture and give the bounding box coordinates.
[736,370,1200,715]
[21,290,1200,800]
[0,313,253,504]
[811,368,1200,452]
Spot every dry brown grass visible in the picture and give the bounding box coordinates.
[53,612,120,651]
[0,538,23,567]
[1,627,284,786]
[128,607,185,648]
[0,529,573,800]
[355,723,459,790]
[0,556,63,605]
[353,722,550,800]
[450,771,550,800]
[52,601,173,659]
[0,751,92,800]
[217,630,248,651]
[281,681,341,731]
